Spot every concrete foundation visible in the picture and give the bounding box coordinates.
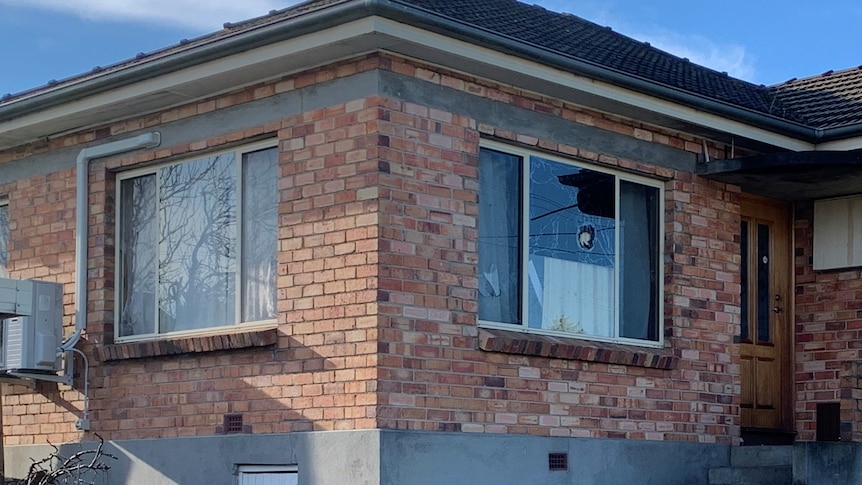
[6,430,733,484]
[9,430,862,484]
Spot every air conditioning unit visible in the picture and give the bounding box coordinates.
[0,278,63,373]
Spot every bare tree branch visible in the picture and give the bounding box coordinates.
[6,434,116,485]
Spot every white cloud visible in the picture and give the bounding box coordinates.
[534,1,759,83]
[2,0,760,81]
[0,0,294,31]
[636,32,757,82]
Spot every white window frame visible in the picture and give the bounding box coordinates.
[237,465,298,485]
[478,140,665,347]
[114,141,278,342]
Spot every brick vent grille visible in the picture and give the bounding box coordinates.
[548,452,568,471]
[216,414,251,434]
[225,414,243,433]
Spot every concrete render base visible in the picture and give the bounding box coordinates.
[793,442,862,485]
[5,430,729,484]
[7,430,862,484]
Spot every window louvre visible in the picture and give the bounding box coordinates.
[237,465,298,485]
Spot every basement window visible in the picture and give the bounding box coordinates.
[237,465,298,485]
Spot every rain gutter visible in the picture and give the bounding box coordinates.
[1,0,858,144]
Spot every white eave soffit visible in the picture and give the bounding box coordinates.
[0,16,814,152]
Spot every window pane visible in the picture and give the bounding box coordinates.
[740,220,749,340]
[528,156,615,337]
[241,148,278,322]
[757,223,771,343]
[478,149,521,324]
[619,181,659,341]
[0,203,8,278]
[159,154,237,333]
[119,176,157,337]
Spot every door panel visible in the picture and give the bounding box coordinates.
[740,196,792,431]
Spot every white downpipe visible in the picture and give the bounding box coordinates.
[60,132,161,352]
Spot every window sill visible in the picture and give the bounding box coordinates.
[478,328,679,370]
[96,327,278,362]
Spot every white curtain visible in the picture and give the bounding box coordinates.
[540,257,614,337]
[241,148,278,322]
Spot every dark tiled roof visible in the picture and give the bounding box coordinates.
[398,0,790,120]
[770,66,862,129]
[4,0,862,132]
[0,0,346,104]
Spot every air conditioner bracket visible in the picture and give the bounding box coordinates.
[3,371,72,386]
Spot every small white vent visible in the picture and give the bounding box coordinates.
[237,465,297,485]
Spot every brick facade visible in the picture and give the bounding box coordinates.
[794,202,862,441]
[2,53,748,446]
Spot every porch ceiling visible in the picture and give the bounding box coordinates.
[696,149,862,201]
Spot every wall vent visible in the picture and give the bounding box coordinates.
[217,413,251,434]
[548,452,568,471]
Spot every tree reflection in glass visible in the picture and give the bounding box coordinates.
[120,175,157,337]
[118,147,277,338]
[159,155,236,333]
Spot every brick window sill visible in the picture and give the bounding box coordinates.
[96,328,278,362]
[478,328,679,370]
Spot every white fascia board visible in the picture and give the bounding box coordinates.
[0,18,384,143]
[370,18,814,152]
[815,136,862,151]
[0,15,813,152]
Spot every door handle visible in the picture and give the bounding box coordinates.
[773,294,782,313]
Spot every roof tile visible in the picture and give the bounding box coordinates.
[770,66,862,129]
[4,0,862,131]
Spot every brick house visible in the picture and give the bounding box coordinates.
[1,0,862,483]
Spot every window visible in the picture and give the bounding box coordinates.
[116,144,278,340]
[478,143,663,345]
[237,465,298,485]
[0,197,8,278]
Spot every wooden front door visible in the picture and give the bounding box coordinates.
[739,196,793,431]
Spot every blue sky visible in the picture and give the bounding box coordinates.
[0,0,860,97]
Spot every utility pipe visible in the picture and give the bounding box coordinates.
[60,132,161,352]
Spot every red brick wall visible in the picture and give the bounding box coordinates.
[1,57,387,443]
[372,91,742,443]
[0,172,79,444]
[0,53,745,445]
[794,202,862,441]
